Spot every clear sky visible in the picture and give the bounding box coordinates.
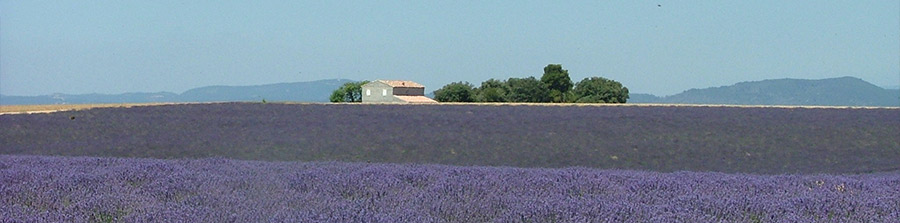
[2,1,898,96]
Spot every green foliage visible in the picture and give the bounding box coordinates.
[437,64,628,104]
[540,64,574,103]
[475,79,508,102]
[506,77,550,102]
[330,81,370,102]
[573,77,629,103]
[329,90,345,103]
[434,82,476,102]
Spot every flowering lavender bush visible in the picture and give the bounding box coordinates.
[2,155,898,222]
[1,103,898,174]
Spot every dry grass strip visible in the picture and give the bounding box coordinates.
[0,103,179,115]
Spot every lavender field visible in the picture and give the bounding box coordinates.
[3,155,898,222]
[1,103,898,174]
[2,103,899,221]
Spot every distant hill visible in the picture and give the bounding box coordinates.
[0,79,353,105]
[178,79,351,102]
[0,92,179,105]
[631,77,900,107]
[628,93,663,103]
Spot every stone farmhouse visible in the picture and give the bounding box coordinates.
[361,80,437,103]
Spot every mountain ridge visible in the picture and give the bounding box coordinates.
[631,76,899,107]
[3,77,897,106]
[0,79,353,105]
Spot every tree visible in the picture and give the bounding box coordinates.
[506,77,550,102]
[329,81,369,102]
[540,64,574,102]
[475,79,508,102]
[572,77,629,103]
[434,82,475,102]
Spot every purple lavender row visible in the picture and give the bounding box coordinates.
[2,103,898,174]
[2,155,898,222]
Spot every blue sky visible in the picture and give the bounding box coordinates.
[2,1,898,96]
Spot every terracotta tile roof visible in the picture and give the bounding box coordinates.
[394,95,438,103]
[377,80,425,88]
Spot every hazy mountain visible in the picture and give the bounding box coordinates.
[631,77,899,107]
[0,92,180,105]
[4,77,896,106]
[0,79,353,105]
[627,93,664,103]
[178,79,351,102]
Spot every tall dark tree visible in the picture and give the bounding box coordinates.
[434,82,476,102]
[506,77,550,102]
[475,79,508,102]
[573,77,629,103]
[329,81,369,102]
[540,64,574,102]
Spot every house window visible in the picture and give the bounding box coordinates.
[366,89,370,96]
[382,89,387,96]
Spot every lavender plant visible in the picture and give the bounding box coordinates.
[2,155,898,222]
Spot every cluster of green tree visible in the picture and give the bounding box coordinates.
[329,81,369,102]
[434,64,629,103]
